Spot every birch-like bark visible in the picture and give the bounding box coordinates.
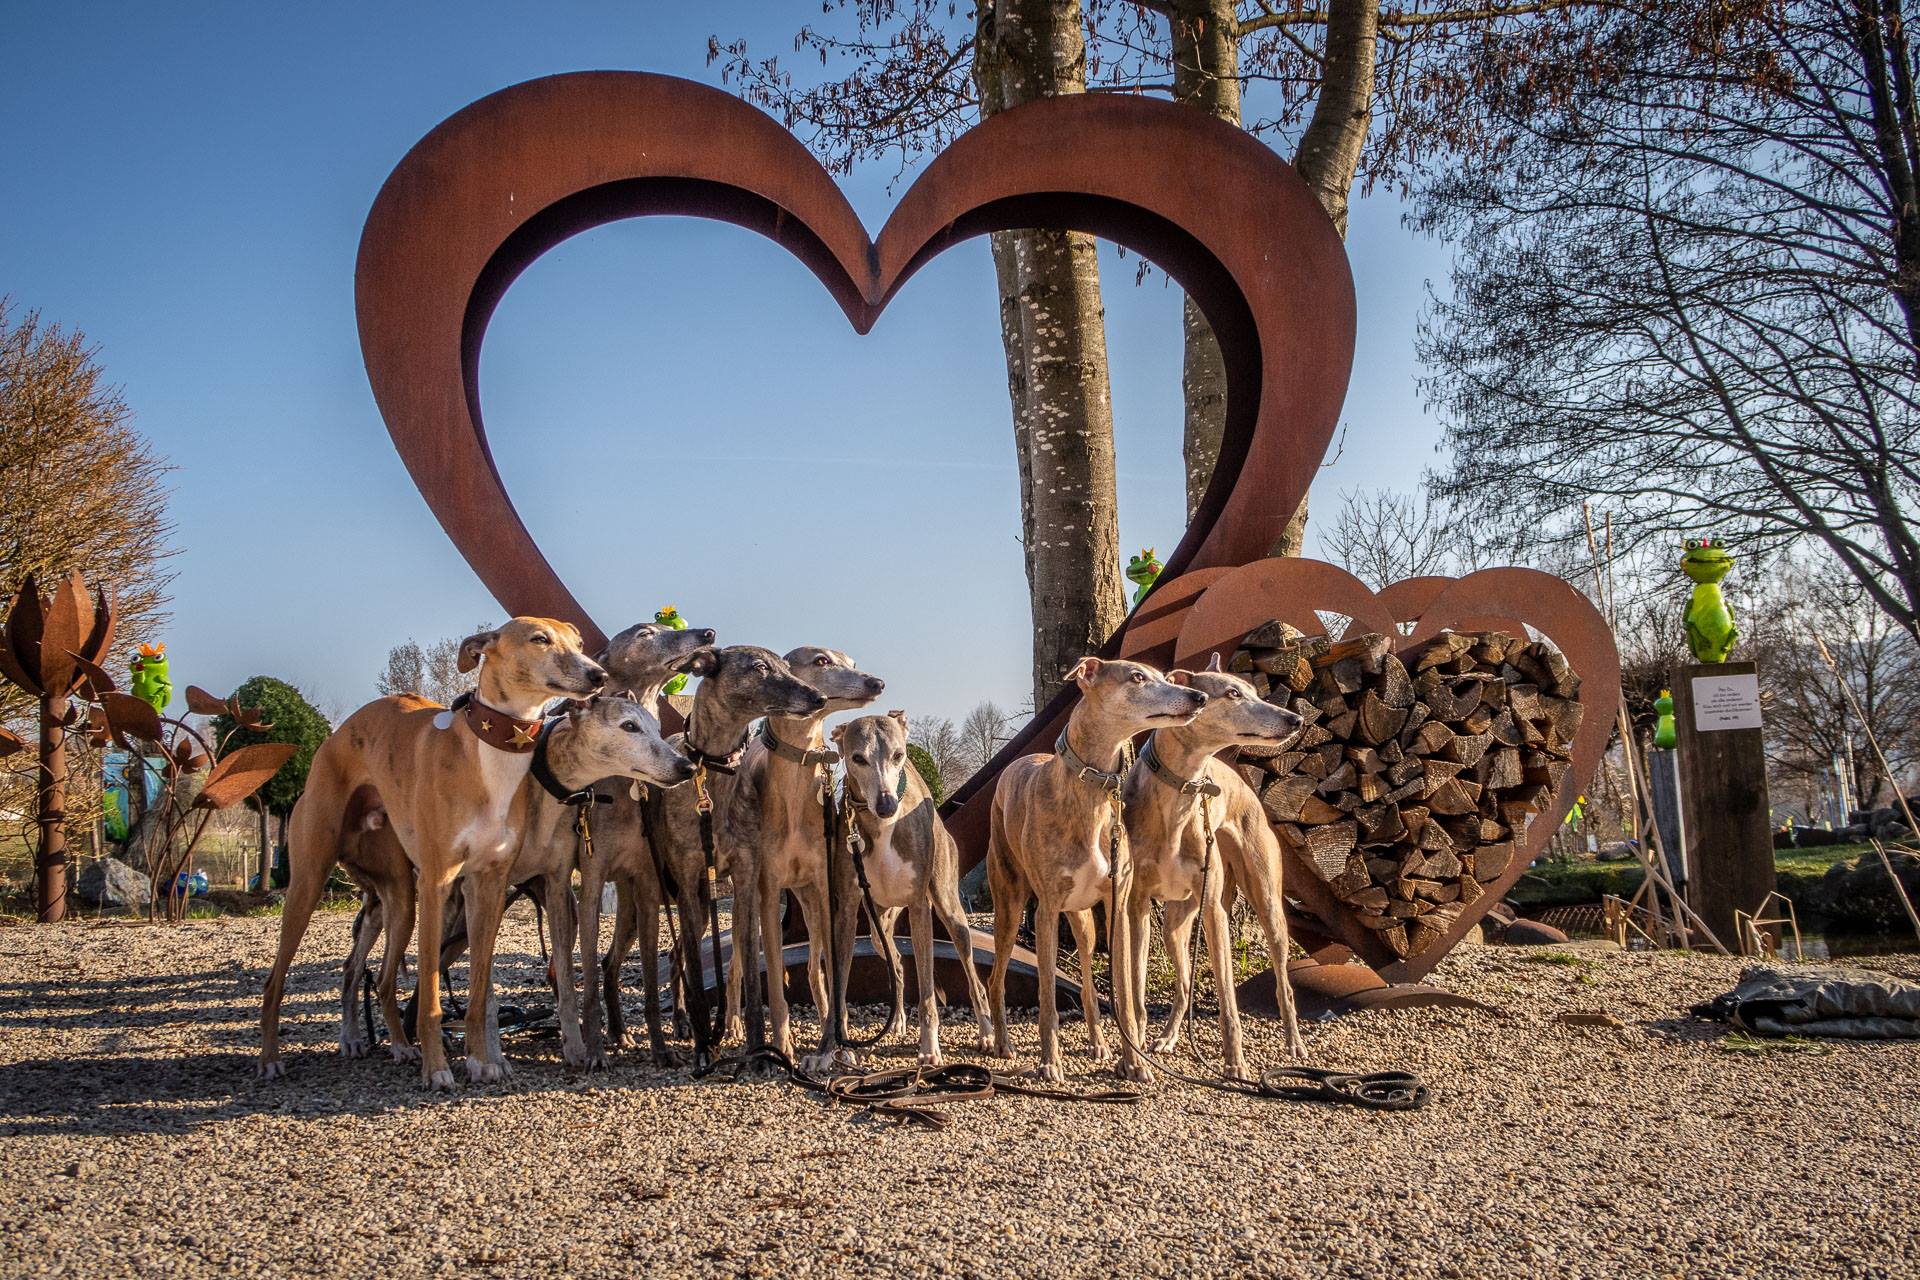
[977,0,1126,711]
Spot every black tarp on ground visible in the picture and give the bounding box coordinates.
[1693,966,1920,1039]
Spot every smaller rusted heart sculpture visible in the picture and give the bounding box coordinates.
[1170,558,1618,982]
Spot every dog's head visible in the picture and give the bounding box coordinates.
[459,617,606,702]
[1169,654,1303,750]
[561,695,693,787]
[1067,657,1206,732]
[782,646,886,714]
[832,710,912,820]
[682,644,827,726]
[600,619,717,696]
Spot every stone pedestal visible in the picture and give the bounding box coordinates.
[1672,662,1775,944]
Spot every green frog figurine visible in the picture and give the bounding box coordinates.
[129,642,172,713]
[1653,688,1677,750]
[1681,536,1738,663]
[656,605,691,697]
[1125,547,1163,606]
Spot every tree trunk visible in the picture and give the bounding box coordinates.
[255,797,271,892]
[976,0,1126,710]
[35,693,68,922]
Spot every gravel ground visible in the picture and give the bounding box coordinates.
[2,909,1916,1279]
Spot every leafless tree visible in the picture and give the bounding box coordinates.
[909,714,972,791]
[376,632,481,708]
[1320,486,1495,589]
[959,699,1014,775]
[711,0,1630,704]
[1417,0,1920,639]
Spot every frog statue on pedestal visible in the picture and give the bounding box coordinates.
[1681,537,1738,664]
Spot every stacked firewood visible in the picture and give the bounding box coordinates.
[1229,621,1584,959]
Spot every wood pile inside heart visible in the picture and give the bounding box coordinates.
[1229,621,1585,959]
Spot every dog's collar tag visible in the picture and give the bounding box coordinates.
[431,710,455,731]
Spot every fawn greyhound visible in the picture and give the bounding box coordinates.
[588,645,825,1065]
[260,618,607,1087]
[723,647,885,1060]
[1122,654,1305,1078]
[987,657,1206,1083]
[347,622,715,1072]
[820,710,992,1069]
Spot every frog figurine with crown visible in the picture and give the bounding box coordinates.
[1681,535,1738,664]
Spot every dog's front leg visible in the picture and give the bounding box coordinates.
[461,864,513,1083]
[375,872,417,1062]
[1066,909,1110,1067]
[414,868,458,1090]
[908,900,940,1067]
[548,875,591,1069]
[1157,894,1201,1052]
[1200,870,1248,1079]
[337,895,381,1059]
[1033,905,1066,1084]
[930,876,992,1052]
[758,878,791,1060]
[577,860,607,1062]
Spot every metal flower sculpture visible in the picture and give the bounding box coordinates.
[1,571,296,921]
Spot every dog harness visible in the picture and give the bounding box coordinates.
[450,691,540,753]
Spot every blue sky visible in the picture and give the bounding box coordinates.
[2,3,1451,726]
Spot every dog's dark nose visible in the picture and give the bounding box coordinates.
[864,676,885,696]
[696,629,716,645]
[876,791,900,819]
[586,668,608,688]
[1188,689,1209,708]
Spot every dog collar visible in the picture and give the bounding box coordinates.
[528,718,611,807]
[453,692,540,754]
[682,704,747,774]
[761,724,838,768]
[1140,733,1221,798]
[1056,728,1125,791]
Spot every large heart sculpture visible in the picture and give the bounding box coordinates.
[1169,557,1620,983]
[355,71,1354,848]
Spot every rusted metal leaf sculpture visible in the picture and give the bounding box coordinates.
[99,690,164,751]
[184,685,228,717]
[193,742,298,810]
[0,725,23,759]
[0,571,120,921]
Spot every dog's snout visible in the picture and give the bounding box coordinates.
[586,667,609,689]
[1187,689,1209,708]
[876,791,900,818]
[695,628,716,645]
[864,676,885,696]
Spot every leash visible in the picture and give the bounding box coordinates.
[826,774,907,1052]
[689,761,728,1059]
[1113,734,1429,1112]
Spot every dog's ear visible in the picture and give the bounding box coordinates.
[887,708,909,736]
[458,629,500,673]
[830,722,848,748]
[676,646,720,679]
[1065,657,1102,686]
[1168,670,1193,687]
[1206,651,1224,673]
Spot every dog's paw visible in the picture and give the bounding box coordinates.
[1087,1042,1114,1067]
[257,1058,287,1081]
[464,1056,510,1084]
[918,1050,945,1070]
[561,1038,593,1070]
[425,1066,457,1091]
[1285,1036,1308,1059]
[337,1035,371,1060]
[1031,1060,1066,1086]
[723,1016,745,1044]
[988,1038,1013,1060]
[387,1042,421,1065]
[1223,1059,1253,1083]
[882,1017,909,1040]
[651,1045,690,1070]
[1149,1031,1180,1054]
[1117,1058,1154,1085]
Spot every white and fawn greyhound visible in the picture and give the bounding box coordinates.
[723,647,886,1060]
[1122,654,1306,1078]
[586,645,825,1065]
[823,710,992,1069]
[331,691,691,1071]
[987,657,1207,1083]
[261,618,609,1087]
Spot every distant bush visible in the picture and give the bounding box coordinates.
[907,743,945,805]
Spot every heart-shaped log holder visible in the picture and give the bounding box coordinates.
[1171,558,1619,984]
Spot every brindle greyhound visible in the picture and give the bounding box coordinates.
[347,622,715,1072]
[821,710,992,1069]
[261,618,606,1087]
[722,647,885,1059]
[1122,654,1305,1078]
[589,645,824,1065]
[987,657,1206,1084]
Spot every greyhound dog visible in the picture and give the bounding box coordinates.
[589,645,825,1065]
[1122,654,1304,1078]
[342,623,714,1073]
[823,710,992,1069]
[723,647,885,1060]
[261,618,606,1087]
[987,657,1206,1083]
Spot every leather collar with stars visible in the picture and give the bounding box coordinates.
[458,693,541,754]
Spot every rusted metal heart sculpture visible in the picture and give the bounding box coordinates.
[355,71,1355,838]
[1170,557,1620,982]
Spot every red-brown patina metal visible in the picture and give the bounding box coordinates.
[354,70,1356,858]
[1170,559,1620,982]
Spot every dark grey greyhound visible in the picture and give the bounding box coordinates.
[592,645,825,1066]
